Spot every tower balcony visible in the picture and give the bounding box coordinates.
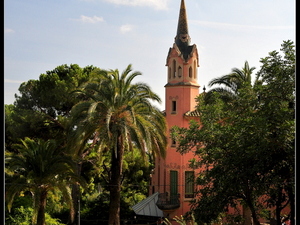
[156,192,180,212]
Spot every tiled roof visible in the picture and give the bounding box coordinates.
[184,110,201,117]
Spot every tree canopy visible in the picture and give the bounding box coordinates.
[5,138,85,225]
[5,63,166,225]
[69,64,167,224]
[171,40,295,225]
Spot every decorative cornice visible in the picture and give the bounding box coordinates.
[164,162,194,170]
[164,82,200,88]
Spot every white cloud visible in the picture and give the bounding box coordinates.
[4,79,24,84]
[120,24,134,33]
[5,28,15,34]
[74,15,104,23]
[104,0,169,10]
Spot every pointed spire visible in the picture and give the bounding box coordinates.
[175,0,191,49]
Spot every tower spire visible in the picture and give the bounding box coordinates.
[175,0,191,50]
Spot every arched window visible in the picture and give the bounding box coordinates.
[189,66,193,78]
[173,60,176,78]
[171,100,177,113]
[178,66,182,77]
[194,60,197,79]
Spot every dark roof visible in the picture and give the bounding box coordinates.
[176,0,189,36]
[174,0,193,60]
[132,192,164,217]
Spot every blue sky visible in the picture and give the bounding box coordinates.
[4,0,295,110]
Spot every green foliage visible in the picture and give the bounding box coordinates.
[5,138,85,225]
[5,64,101,224]
[6,205,65,225]
[69,64,167,223]
[122,149,153,201]
[5,195,33,225]
[5,64,100,151]
[163,214,197,225]
[15,64,97,116]
[79,147,154,221]
[45,189,71,216]
[80,190,135,222]
[6,205,34,225]
[254,39,295,224]
[44,214,66,225]
[5,63,165,224]
[69,64,167,160]
[204,60,256,104]
[81,191,110,221]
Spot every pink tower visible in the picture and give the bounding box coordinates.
[150,0,201,221]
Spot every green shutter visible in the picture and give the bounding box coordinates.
[185,171,194,198]
[170,170,178,196]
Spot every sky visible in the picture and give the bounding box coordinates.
[4,0,295,110]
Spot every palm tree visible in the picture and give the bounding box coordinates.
[204,61,256,103]
[70,64,167,225]
[5,137,84,225]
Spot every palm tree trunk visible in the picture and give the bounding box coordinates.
[69,183,78,225]
[36,188,47,225]
[108,138,124,225]
[68,163,82,225]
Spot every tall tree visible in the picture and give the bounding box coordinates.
[8,64,98,144]
[5,64,100,223]
[204,60,256,103]
[14,64,97,117]
[70,64,167,225]
[254,40,295,225]
[5,138,85,225]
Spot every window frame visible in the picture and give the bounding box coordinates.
[171,100,177,114]
[184,171,194,198]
